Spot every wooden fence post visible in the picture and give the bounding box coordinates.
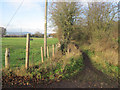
[5,48,10,68]
[47,46,49,58]
[41,47,44,63]
[52,44,55,57]
[25,33,30,69]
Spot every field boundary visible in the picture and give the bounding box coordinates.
[3,34,59,69]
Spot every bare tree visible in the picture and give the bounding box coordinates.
[85,2,118,41]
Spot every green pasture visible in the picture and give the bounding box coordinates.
[2,37,58,68]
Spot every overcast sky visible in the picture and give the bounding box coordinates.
[0,0,119,34]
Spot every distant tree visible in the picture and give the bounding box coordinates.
[0,27,6,37]
[34,32,44,38]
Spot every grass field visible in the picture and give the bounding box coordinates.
[2,37,58,68]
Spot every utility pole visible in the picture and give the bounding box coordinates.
[44,0,47,57]
[25,33,30,69]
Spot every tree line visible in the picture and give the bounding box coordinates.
[49,1,118,54]
[2,31,57,38]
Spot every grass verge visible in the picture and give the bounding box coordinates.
[2,49,84,87]
[83,49,118,79]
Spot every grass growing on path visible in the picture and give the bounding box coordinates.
[2,37,58,68]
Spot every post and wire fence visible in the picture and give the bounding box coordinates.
[4,33,59,69]
[4,0,52,69]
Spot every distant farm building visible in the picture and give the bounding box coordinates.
[48,33,56,38]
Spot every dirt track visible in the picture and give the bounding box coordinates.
[2,51,118,88]
[42,51,118,88]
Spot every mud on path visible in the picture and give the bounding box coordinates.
[43,51,118,88]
